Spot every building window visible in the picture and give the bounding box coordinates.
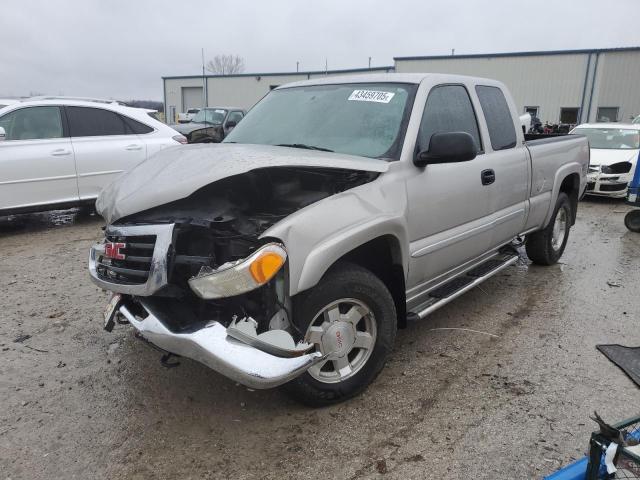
[597,107,619,123]
[560,108,580,125]
[524,106,539,118]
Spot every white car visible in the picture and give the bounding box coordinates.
[571,123,640,198]
[0,97,186,214]
[177,108,200,123]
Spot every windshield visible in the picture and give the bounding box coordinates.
[572,127,640,150]
[633,116,640,125]
[224,83,416,160]
[191,108,226,125]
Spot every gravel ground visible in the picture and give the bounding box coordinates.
[1,199,639,480]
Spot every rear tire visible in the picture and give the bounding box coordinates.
[526,192,572,265]
[624,209,640,232]
[283,263,396,406]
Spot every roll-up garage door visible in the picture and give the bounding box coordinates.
[182,87,203,111]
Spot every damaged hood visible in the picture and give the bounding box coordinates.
[96,143,389,224]
[590,148,639,166]
[170,122,217,135]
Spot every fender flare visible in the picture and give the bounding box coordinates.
[293,216,409,296]
[542,163,583,227]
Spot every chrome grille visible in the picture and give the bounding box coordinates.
[89,223,174,296]
[96,234,156,284]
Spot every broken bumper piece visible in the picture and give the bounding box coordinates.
[118,301,324,389]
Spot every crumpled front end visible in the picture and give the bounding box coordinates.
[89,165,379,388]
[116,298,323,389]
[586,162,634,198]
[88,220,322,388]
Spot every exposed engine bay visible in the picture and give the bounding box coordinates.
[113,166,378,335]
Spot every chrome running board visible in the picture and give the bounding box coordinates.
[407,253,519,321]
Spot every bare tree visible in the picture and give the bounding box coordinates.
[206,54,245,75]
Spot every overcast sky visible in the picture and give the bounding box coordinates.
[2,0,639,101]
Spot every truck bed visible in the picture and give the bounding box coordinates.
[523,133,590,231]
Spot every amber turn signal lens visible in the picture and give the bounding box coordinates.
[249,252,285,284]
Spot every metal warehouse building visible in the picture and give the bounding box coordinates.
[395,46,640,125]
[163,46,640,125]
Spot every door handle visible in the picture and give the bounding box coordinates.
[51,149,71,156]
[125,144,142,151]
[481,169,495,185]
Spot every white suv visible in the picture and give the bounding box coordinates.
[0,97,186,215]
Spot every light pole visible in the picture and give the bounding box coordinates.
[201,48,207,107]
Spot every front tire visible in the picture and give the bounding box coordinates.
[526,192,572,265]
[284,263,397,406]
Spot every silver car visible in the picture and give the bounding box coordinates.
[90,74,589,405]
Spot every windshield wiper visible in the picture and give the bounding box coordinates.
[275,143,334,152]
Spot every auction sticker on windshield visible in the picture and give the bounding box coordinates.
[348,90,395,103]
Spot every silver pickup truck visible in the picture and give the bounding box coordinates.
[89,73,589,406]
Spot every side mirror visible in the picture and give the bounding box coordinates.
[414,131,477,167]
[225,120,237,129]
[0,126,5,141]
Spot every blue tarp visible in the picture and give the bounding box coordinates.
[543,457,588,480]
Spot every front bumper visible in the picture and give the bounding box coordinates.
[119,299,323,389]
[586,173,630,198]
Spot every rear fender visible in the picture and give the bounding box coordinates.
[542,163,584,227]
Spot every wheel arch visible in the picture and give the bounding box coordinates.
[559,172,581,225]
[296,233,408,329]
[543,165,583,227]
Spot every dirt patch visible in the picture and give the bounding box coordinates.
[1,199,639,479]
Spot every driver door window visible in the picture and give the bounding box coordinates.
[0,106,64,141]
[224,111,244,134]
[418,85,482,153]
[226,111,244,126]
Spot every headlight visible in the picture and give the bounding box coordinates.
[602,162,632,174]
[188,243,286,299]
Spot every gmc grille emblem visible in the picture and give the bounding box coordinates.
[104,242,126,260]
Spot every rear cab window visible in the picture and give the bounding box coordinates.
[475,86,517,150]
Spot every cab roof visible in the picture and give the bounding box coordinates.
[277,72,502,89]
